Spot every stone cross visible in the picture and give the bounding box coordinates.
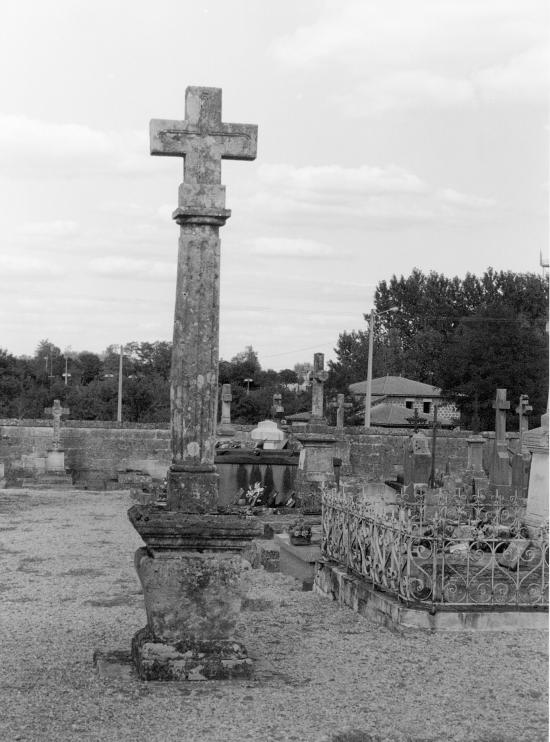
[150,86,257,186]
[515,394,532,448]
[272,392,284,420]
[44,399,70,451]
[406,407,422,432]
[150,87,257,511]
[331,393,352,429]
[491,388,511,489]
[309,353,329,421]
[220,383,232,425]
[493,388,510,443]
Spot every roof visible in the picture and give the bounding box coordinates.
[349,375,442,398]
[368,402,430,427]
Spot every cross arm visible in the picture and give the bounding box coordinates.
[150,119,193,156]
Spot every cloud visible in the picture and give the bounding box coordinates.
[247,162,495,227]
[0,114,152,176]
[0,253,66,277]
[88,256,175,281]
[17,220,79,239]
[250,237,337,259]
[271,0,549,112]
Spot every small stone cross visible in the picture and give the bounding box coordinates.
[515,394,532,448]
[220,384,232,425]
[492,388,510,443]
[406,408,422,432]
[150,87,258,185]
[44,399,70,451]
[329,393,353,429]
[309,353,329,420]
[272,392,284,420]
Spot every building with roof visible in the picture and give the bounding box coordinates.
[348,375,459,427]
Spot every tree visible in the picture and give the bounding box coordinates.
[278,368,298,384]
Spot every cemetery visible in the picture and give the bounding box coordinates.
[0,82,547,741]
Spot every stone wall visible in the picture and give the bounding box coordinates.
[0,419,519,487]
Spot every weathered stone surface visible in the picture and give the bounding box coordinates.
[131,626,253,681]
[134,547,244,643]
[294,431,337,513]
[128,504,263,550]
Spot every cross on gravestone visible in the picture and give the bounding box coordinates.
[406,407,423,432]
[272,392,284,420]
[150,87,257,186]
[329,393,353,429]
[429,404,442,488]
[44,399,70,451]
[309,353,329,421]
[493,388,510,443]
[515,394,533,447]
[491,388,512,490]
[220,383,233,425]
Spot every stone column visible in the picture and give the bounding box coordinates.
[128,86,262,682]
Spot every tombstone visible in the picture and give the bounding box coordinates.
[309,352,329,429]
[44,400,70,472]
[523,409,549,537]
[293,352,337,513]
[403,431,431,486]
[250,420,286,450]
[329,393,352,430]
[217,383,235,437]
[515,394,533,453]
[127,86,262,682]
[489,388,512,496]
[272,392,284,421]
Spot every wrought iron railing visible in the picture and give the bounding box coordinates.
[321,486,549,609]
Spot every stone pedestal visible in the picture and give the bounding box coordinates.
[46,449,66,473]
[403,432,431,486]
[128,505,262,680]
[466,435,485,477]
[294,431,337,514]
[523,416,549,537]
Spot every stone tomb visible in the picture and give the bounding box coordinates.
[128,86,262,681]
[294,353,337,513]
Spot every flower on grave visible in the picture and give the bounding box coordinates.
[288,517,312,540]
[244,482,264,507]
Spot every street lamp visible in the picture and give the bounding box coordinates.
[364,306,399,428]
[244,378,253,395]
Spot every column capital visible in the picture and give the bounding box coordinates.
[172,206,231,226]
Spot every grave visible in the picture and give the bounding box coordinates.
[402,430,431,487]
[217,383,235,437]
[489,388,512,497]
[293,353,337,513]
[250,419,286,450]
[127,86,263,681]
[24,400,73,489]
[523,408,549,537]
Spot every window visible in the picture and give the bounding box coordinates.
[423,401,431,414]
[405,399,413,409]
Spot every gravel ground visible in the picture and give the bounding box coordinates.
[0,487,548,742]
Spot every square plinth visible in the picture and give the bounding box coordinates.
[131,627,253,681]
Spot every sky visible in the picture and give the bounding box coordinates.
[0,0,548,371]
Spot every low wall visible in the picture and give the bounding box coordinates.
[0,419,519,487]
[343,427,519,481]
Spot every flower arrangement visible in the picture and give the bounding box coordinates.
[288,517,312,545]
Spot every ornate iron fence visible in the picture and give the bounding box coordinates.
[321,487,549,609]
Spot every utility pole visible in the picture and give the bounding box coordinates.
[117,344,124,423]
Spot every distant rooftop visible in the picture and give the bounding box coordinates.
[349,375,442,398]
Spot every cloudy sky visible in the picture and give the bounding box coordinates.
[0,0,547,370]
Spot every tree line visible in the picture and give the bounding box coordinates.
[0,341,312,424]
[1,268,546,430]
[328,268,548,430]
